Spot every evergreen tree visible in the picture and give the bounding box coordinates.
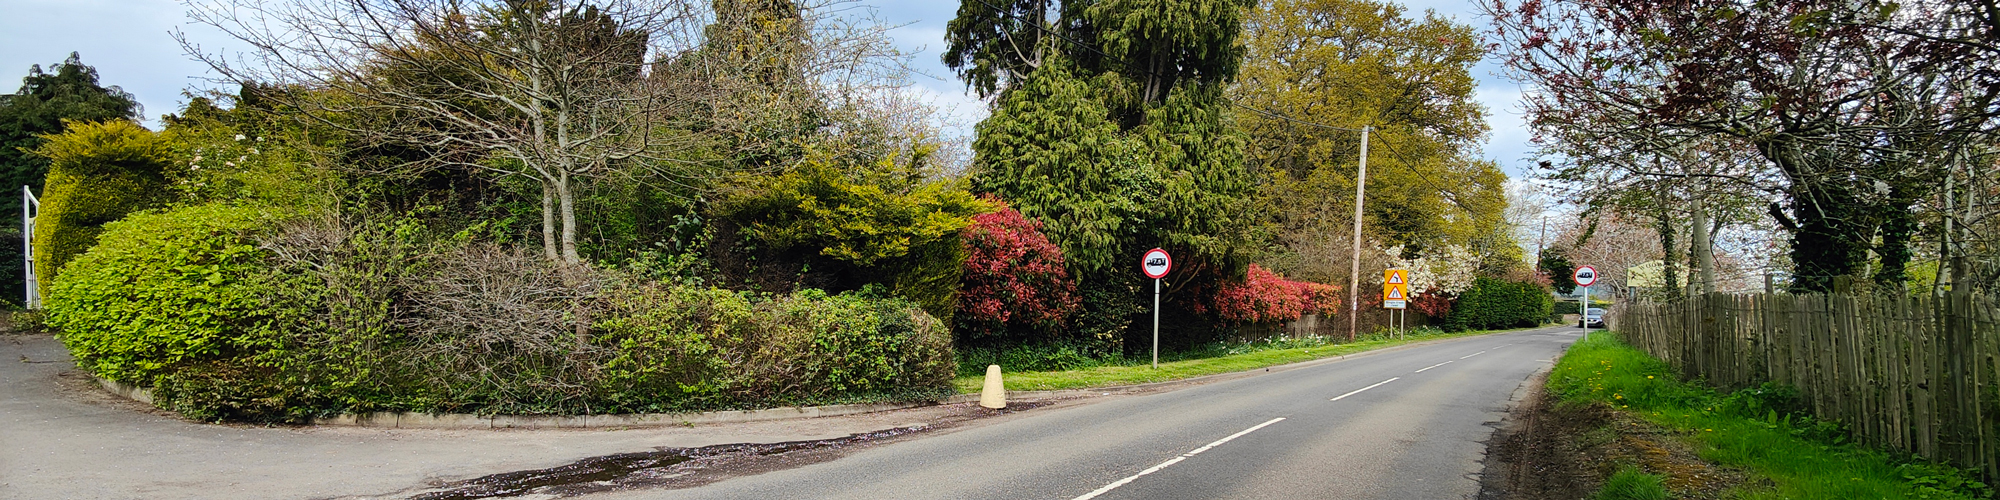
[0,53,141,196]
[952,0,1256,348]
[0,52,139,307]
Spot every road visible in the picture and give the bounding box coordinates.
[594,326,1581,500]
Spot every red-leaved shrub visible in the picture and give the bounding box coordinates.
[956,198,1080,339]
[1198,264,1341,323]
[1411,288,1454,318]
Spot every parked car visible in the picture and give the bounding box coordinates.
[1580,307,1606,328]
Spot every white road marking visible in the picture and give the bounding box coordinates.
[1459,350,1488,359]
[1414,361,1452,373]
[1071,417,1286,500]
[1329,377,1400,402]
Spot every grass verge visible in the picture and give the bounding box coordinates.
[1551,333,1993,499]
[951,325,1540,394]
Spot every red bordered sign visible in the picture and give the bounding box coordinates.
[1142,248,1172,279]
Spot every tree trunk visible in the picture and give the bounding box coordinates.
[1657,205,1683,302]
[1692,197,1715,294]
[541,183,559,261]
[557,171,581,265]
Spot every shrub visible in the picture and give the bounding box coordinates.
[1441,276,1552,331]
[1411,288,1455,318]
[594,285,955,410]
[51,208,960,421]
[1197,264,1340,323]
[44,203,281,384]
[30,120,175,291]
[955,198,1080,342]
[719,157,991,319]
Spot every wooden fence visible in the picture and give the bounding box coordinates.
[1613,293,1998,482]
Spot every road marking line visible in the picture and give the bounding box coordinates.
[1071,417,1285,500]
[1414,361,1452,373]
[1329,377,1400,401]
[1459,350,1488,359]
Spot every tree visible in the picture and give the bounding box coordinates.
[1538,247,1577,295]
[952,0,1259,347]
[1486,0,1996,293]
[185,0,720,265]
[0,53,141,196]
[1232,0,1513,284]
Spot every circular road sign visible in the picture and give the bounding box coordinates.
[1574,266,1599,287]
[1142,248,1172,279]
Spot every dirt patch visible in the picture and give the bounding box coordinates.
[1482,388,1752,499]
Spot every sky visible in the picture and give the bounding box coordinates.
[0,0,1537,178]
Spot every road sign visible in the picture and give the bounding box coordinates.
[1382,269,1410,309]
[1142,248,1171,279]
[1573,266,1598,287]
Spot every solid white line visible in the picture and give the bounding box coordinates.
[1071,417,1286,500]
[1459,350,1488,359]
[1329,377,1400,401]
[1414,361,1452,373]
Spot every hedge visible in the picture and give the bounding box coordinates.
[1442,276,1553,331]
[46,209,956,421]
[30,120,174,293]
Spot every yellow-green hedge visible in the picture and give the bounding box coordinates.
[30,120,173,295]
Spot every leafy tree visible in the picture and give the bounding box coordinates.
[1487,0,1994,293]
[0,53,140,195]
[1233,0,1512,282]
[1539,247,1577,294]
[0,53,140,305]
[952,0,1259,348]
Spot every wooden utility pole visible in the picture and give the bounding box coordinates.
[1348,126,1371,340]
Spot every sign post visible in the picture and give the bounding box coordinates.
[1573,266,1598,339]
[1383,269,1409,339]
[1142,248,1172,369]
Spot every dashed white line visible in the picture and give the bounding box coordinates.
[1329,377,1400,401]
[1414,361,1452,373]
[1459,350,1488,359]
[1071,417,1286,500]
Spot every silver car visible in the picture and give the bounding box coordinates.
[1580,307,1606,328]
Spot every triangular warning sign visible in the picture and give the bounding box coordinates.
[1387,287,1406,299]
[1387,273,1405,284]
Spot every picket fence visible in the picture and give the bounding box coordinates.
[1613,293,1998,482]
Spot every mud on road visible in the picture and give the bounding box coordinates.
[382,401,1060,500]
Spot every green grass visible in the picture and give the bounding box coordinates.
[951,325,1536,394]
[1552,334,1994,500]
[1596,465,1670,500]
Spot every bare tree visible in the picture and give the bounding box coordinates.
[181,0,727,264]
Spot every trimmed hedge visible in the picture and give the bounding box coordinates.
[45,203,279,385]
[47,209,956,421]
[1442,276,1553,331]
[30,120,175,293]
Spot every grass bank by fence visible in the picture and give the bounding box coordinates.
[1614,292,1999,483]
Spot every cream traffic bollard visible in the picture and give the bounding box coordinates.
[979,364,1006,409]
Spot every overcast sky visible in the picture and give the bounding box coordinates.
[0,0,1536,178]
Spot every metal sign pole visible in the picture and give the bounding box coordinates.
[1581,285,1589,340]
[1152,277,1160,369]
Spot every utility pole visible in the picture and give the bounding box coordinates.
[1347,126,1370,341]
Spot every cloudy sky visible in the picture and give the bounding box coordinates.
[0,0,1536,177]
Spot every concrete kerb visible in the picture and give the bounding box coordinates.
[88,326,1547,430]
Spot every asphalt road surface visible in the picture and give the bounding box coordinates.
[595,326,1583,500]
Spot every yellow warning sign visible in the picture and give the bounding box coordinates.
[1382,269,1410,309]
